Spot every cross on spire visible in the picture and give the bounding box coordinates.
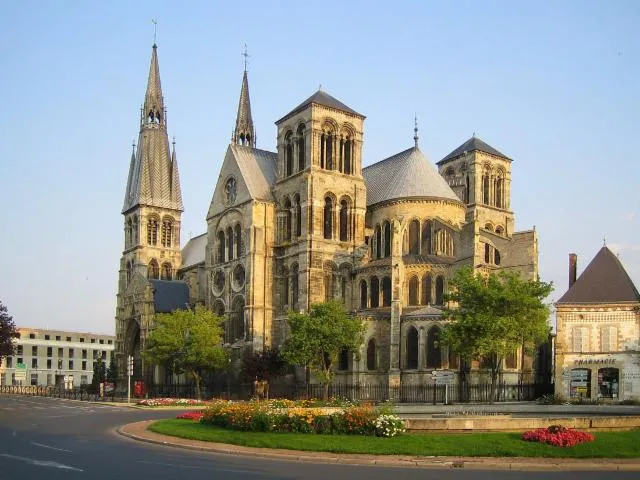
[242,44,250,72]
[413,114,419,148]
[152,19,157,45]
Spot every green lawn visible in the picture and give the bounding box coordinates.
[148,419,640,458]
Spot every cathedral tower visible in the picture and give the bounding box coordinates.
[272,90,367,316]
[116,43,183,383]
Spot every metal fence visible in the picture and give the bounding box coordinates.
[0,382,552,404]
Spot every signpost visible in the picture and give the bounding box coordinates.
[127,355,133,404]
[432,370,455,404]
[15,363,27,384]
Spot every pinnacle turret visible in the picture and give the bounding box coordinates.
[232,69,255,147]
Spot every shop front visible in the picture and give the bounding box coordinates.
[567,357,621,401]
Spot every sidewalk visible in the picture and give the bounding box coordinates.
[117,420,640,471]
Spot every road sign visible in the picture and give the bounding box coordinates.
[432,370,455,385]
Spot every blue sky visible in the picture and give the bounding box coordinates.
[1,1,638,334]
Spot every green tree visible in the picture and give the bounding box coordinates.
[106,357,118,385]
[0,301,18,365]
[441,267,552,402]
[143,305,227,399]
[281,300,366,399]
[91,358,106,390]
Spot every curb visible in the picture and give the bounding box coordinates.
[116,420,640,471]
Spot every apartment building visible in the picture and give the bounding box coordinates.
[0,327,115,388]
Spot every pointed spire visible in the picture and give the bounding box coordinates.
[122,44,183,214]
[143,44,165,128]
[413,115,419,148]
[232,47,255,148]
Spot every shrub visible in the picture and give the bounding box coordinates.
[536,394,568,405]
[522,425,595,447]
[374,414,405,437]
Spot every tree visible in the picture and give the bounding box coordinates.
[441,267,552,402]
[0,301,19,365]
[240,347,287,382]
[143,305,227,399]
[106,357,118,385]
[281,300,366,399]
[91,357,106,390]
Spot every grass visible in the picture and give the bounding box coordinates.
[148,419,640,458]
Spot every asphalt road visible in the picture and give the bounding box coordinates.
[0,394,636,480]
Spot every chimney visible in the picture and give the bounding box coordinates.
[569,253,577,288]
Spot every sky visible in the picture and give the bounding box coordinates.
[1,1,638,335]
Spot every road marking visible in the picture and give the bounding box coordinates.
[0,453,83,472]
[31,441,72,453]
[12,430,16,437]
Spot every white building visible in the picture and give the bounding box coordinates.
[0,328,115,388]
[554,247,640,401]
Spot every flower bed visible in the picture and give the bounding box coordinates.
[522,425,595,447]
[197,399,404,437]
[176,411,205,421]
[137,398,206,407]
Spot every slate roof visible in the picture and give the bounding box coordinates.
[438,136,510,165]
[232,144,277,201]
[557,247,640,304]
[181,233,207,268]
[363,147,461,206]
[149,280,190,313]
[403,305,444,317]
[277,89,363,123]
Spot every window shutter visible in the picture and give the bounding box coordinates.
[572,327,582,352]
[581,327,590,352]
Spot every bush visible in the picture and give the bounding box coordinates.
[522,425,595,447]
[374,414,405,437]
[536,394,567,405]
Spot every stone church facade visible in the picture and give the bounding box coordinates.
[115,44,539,388]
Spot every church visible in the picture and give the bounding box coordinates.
[115,44,539,390]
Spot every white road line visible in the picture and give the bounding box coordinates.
[0,453,84,472]
[31,441,72,453]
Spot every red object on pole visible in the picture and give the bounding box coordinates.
[134,380,147,398]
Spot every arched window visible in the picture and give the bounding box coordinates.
[338,348,349,371]
[294,194,302,237]
[422,274,432,305]
[383,221,391,257]
[125,261,132,284]
[323,197,333,239]
[484,243,491,263]
[343,138,352,174]
[285,131,293,177]
[495,226,504,236]
[161,218,173,247]
[366,339,376,370]
[495,249,501,265]
[132,215,138,243]
[126,218,133,247]
[291,264,299,309]
[495,174,504,208]
[360,280,368,308]
[435,229,455,257]
[408,276,419,306]
[422,220,432,255]
[482,173,490,205]
[426,326,442,368]
[147,259,159,279]
[213,300,225,316]
[409,220,420,254]
[234,224,242,257]
[297,124,306,171]
[374,225,382,259]
[406,326,418,369]
[147,217,158,245]
[382,277,391,306]
[217,231,225,262]
[339,199,349,241]
[226,227,234,261]
[281,267,290,308]
[284,198,292,242]
[435,275,444,305]
[161,262,173,280]
[229,296,245,343]
[326,133,333,170]
[505,350,517,369]
[370,276,380,308]
[465,175,470,204]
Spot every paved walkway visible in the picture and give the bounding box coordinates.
[117,420,640,471]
